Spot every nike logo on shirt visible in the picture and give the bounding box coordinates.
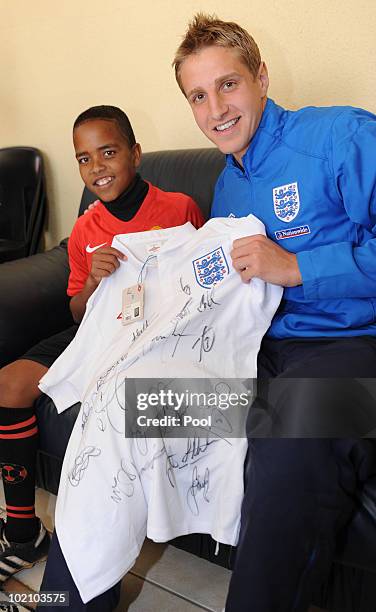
[86,242,107,253]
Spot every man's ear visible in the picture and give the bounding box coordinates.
[258,61,269,97]
[132,143,142,168]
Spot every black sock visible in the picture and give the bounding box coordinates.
[0,407,39,543]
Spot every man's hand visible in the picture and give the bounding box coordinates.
[84,201,100,214]
[89,246,126,285]
[231,234,302,287]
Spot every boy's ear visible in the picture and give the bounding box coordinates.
[132,143,142,168]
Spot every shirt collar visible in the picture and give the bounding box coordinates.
[226,98,286,175]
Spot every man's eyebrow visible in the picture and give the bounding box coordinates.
[215,72,240,83]
[186,72,241,98]
[186,85,204,99]
[75,143,118,158]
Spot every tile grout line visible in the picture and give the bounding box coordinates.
[129,569,218,612]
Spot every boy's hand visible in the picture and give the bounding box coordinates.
[230,235,302,287]
[89,246,127,284]
[70,246,126,324]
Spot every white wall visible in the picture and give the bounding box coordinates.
[1,0,375,247]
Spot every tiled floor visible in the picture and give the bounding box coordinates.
[0,484,230,611]
[0,484,327,611]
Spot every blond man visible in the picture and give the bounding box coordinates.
[173,14,376,612]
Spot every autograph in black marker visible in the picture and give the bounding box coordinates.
[179,276,191,296]
[111,458,138,502]
[197,288,221,313]
[68,446,101,487]
[192,325,215,362]
[187,465,210,515]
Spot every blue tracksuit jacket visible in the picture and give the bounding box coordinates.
[211,98,376,338]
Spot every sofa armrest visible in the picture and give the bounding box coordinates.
[0,239,74,367]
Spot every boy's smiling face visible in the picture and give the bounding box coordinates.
[73,119,141,202]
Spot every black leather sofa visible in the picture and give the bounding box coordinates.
[0,148,375,611]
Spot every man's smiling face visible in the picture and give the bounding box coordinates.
[179,45,269,165]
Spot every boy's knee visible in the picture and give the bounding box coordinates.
[0,361,43,408]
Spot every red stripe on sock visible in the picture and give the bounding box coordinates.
[0,426,38,440]
[6,511,36,519]
[0,415,36,431]
[6,504,35,511]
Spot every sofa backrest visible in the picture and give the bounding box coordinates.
[78,148,225,220]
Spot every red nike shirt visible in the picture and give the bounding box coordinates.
[67,183,205,296]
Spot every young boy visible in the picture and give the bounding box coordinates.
[0,105,204,590]
[173,14,376,612]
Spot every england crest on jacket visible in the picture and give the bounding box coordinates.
[193,246,229,289]
[273,182,300,223]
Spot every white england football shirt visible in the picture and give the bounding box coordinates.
[41,217,282,602]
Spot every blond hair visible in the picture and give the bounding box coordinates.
[173,13,261,94]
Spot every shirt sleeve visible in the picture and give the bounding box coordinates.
[297,109,376,299]
[67,222,90,297]
[185,196,206,228]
